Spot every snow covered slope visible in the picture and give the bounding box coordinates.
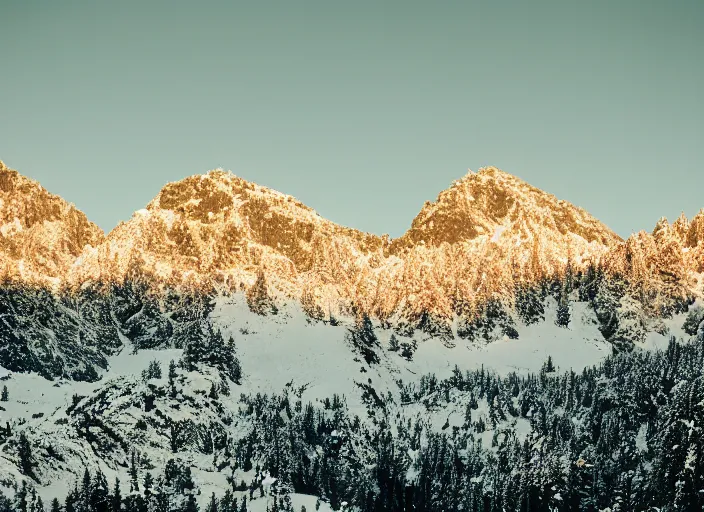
[0,288,695,507]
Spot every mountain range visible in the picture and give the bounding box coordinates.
[1,158,704,511]
[2,159,702,319]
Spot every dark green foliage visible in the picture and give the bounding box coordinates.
[17,432,34,479]
[416,310,454,341]
[399,341,416,361]
[180,325,242,384]
[388,334,399,352]
[142,360,162,381]
[457,299,519,342]
[683,305,704,336]
[216,330,704,511]
[358,314,377,346]
[516,284,545,325]
[590,271,625,340]
[0,285,119,381]
[247,271,276,316]
[555,295,570,327]
[347,314,380,365]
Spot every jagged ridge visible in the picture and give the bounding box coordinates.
[1,159,703,355]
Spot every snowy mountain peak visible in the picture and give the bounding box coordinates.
[393,166,621,252]
[68,169,387,302]
[0,161,104,287]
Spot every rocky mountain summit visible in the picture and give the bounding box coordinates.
[0,161,104,288]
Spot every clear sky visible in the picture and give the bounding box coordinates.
[1,0,702,239]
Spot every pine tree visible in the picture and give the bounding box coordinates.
[182,322,207,372]
[206,494,218,512]
[143,472,153,497]
[388,334,400,352]
[516,285,545,325]
[182,494,199,512]
[18,431,34,478]
[91,471,110,512]
[50,498,61,512]
[168,360,178,398]
[143,360,162,380]
[400,342,415,361]
[247,271,274,316]
[111,478,122,512]
[130,451,140,493]
[0,385,8,402]
[231,356,242,385]
[15,480,28,512]
[219,491,234,512]
[556,295,570,328]
[31,488,42,512]
[542,356,555,374]
[358,313,377,346]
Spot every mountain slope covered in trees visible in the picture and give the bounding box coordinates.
[1,160,703,510]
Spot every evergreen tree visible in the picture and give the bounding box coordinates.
[219,491,234,512]
[183,494,199,512]
[142,360,162,381]
[206,493,218,512]
[168,360,178,398]
[181,322,207,372]
[358,314,377,346]
[247,271,275,316]
[231,356,242,385]
[15,481,28,512]
[130,451,140,493]
[555,294,570,328]
[388,334,399,352]
[111,478,122,512]
[143,472,154,498]
[168,360,177,381]
[516,285,545,325]
[91,471,110,512]
[400,341,415,361]
[555,274,571,328]
[0,385,8,402]
[18,431,34,478]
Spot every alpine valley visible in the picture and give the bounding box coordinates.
[1,159,703,512]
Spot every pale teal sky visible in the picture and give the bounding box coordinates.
[1,0,702,239]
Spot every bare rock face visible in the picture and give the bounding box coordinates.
[392,167,620,250]
[0,160,104,287]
